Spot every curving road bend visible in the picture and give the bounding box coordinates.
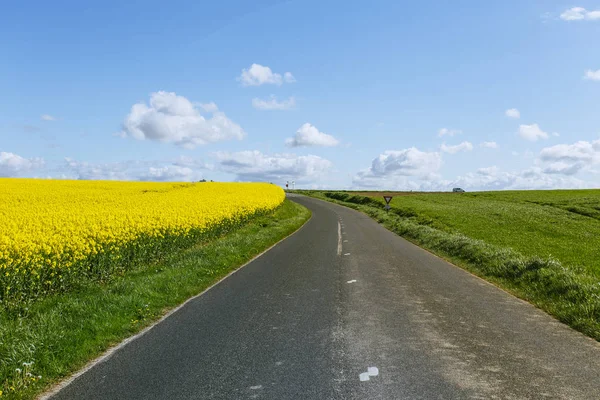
[48,194,600,400]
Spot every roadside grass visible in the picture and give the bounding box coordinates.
[299,190,600,342]
[0,200,310,400]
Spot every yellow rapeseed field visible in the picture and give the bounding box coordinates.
[0,179,284,307]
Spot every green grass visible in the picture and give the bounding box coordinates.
[299,190,600,342]
[0,200,310,400]
[388,190,600,275]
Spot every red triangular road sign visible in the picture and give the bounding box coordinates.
[383,196,393,204]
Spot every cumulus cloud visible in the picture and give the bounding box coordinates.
[0,152,44,177]
[352,148,442,188]
[139,166,197,181]
[538,140,600,175]
[560,7,600,21]
[438,128,461,137]
[447,167,591,191]
[199,102,219,113]
[352,138,600,191]
[584,69,600,81]
[480,141,498,148]
[215,150,332,183]
[352,161,596,191]
[441,141,473,154]
[518,124,549,141]
[238,64,295,86]
[505,108,520,119]
[285,123,339,147]
[64,157,207,181]
[252,96,296,110]
[64,158,134,180]
[120,91,245,149]
[41,114,56,121]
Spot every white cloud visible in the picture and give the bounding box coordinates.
[0,152,44,177]
[447,166,591,191]
[560,7,600,21]
[441,141,473,154]
[480,141,498,148]
[139,166,197,181]
[121,91,245,149]
[538,139,600,175]
[285,123,339,147]
[584,69,600,81]
[199,102,219,113]
[352,160,596,191]
[351,140,600,191]
[353,148,442,188]
[438,128,461,137]
[252,96,296,110]
[505,108,520,119]
[238,64,295,86]
[518,123,549,141]
[64,158,135,180]
[64,157,207,181]
[41,114,56,121]
[215,150,332,183]
[283,72,296,83]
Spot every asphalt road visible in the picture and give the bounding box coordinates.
[48,195,600,400]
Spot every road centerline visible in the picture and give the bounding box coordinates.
[337,220,342,256]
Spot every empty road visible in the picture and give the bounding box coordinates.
[48,195,600,399]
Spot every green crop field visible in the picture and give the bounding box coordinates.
[359,190,600,276]
[300,189,600,340]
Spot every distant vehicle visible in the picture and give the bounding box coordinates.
[453,188,465,193]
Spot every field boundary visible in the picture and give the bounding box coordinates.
[37,203,312,400]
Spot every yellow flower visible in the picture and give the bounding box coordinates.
[0,179,284,304]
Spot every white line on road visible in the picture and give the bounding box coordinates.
[344,253,351,256]
[359,366,379,382]
[347,280,357,284]
[337,221,342,256]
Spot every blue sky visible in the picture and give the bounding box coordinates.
[1,0,600,190]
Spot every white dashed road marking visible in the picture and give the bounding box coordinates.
[359,366,379,381]
[337,221,342,256]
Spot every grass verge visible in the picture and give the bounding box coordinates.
[0,200,310,400]
[300,191,600,342]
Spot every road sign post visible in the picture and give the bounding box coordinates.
[383,195,393,211]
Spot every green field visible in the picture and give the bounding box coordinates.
[366,190,600,276]
[301,189,600,341]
